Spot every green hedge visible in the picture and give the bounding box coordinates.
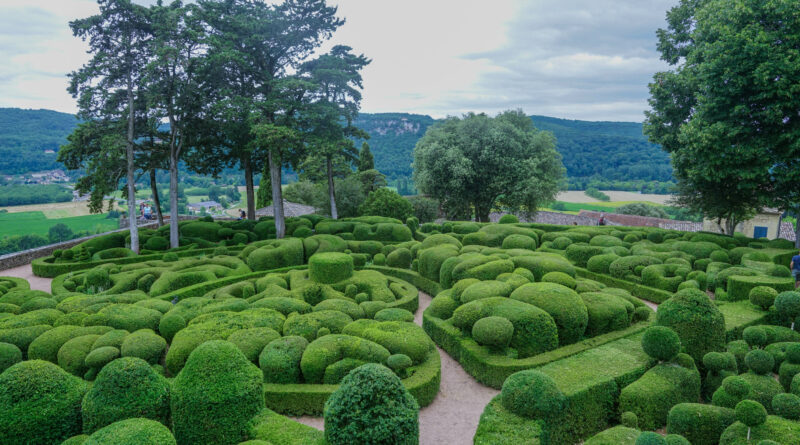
[666,403,735,445]
[726,275,795,301]
[424,305,651,388]
[263,348,440,415]
[575,267,674,303]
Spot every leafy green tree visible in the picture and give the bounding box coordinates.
[48,223,74,244]
[144,0,206,247]
[301,45,370,219]
[200,0,344,237]
[68,0,152,252]
[616,203,669,219]
[413,110,564,222]
[645,0,800,236]
[357,169,387,195]
[358,142,374,172]
[359,188,412,221]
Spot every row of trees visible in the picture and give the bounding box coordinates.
[60,0,369,252]
[645,0,800,241]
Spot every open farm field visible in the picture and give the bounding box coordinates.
[0,211,117,239]
[557,190,674,205]
[0,200,98,218]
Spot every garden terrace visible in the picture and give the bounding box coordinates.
[1,216,800,444]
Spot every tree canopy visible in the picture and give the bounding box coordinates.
[413,110,564,222]
[644,0,800,235]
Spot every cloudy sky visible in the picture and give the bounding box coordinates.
[0,0,677,122]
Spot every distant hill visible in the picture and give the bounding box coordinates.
[355,112,673,184]
[0,108,672,187]
[0,108,78,175]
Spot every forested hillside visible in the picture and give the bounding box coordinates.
[0,108,77,174]
[0,108,673,191]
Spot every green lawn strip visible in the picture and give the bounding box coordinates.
[0,211,117,239]
[248,408,327,445]
[717,300,772,340]
[424,309,651,389]
[264,348,440,416]
[474,333,653,444]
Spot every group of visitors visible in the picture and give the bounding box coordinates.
[139,202,155,221]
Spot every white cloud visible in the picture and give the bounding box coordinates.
[0,0,678,121]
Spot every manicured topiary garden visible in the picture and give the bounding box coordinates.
[3,215,800,444]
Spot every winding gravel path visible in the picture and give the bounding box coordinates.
[3,264,660,444]
[293,291,500,445]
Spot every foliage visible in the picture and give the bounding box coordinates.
[656,288,726,364]
[585,187,610,202]
[642,326,681,362]
[323,363,419,445]
[0,184,72,206]
[617,203,669,219]
[83,418,176,445]
[413,110,564,221]
[500,369,565,420]
[644,0,800,234]
[359,188,413,221]
[406,196,439,223]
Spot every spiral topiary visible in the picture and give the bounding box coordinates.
[324,363,418,445]
[642,326,681,362]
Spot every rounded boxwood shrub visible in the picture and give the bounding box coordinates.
[0,360,88,445]
[735,399,767,428]
[745,349,774,375]
[58,334,102,377]
[666,403,736,445]
[0,341,22,373]
[386,353,413,377]
[171,340,264,445]
[635,431,666,445]
[541,271,577,289]
[158,313,185,343]
[259,335,308,384]
[775,291,800,328]
[324,363,419,445]
[120,329,166,365]
[634,306,651,322]
[500,370,565,420]
[772,392,800,420]
[642,326,681,362]
[144,236,168,251]
[664,434,690,445]
[227,327,281,364]
[83,418,176,445]
[509,282,587,346]
[502,234,536,250]
[750,286,778,310]
[779,343,800,390]
[472,316,514,350]
[743,326,768,348]
[81,357,170,433]
[498,214,518,224]
[374,308,414,322]
[622,411,639,428]
[84,346,120,371]
[386,247,412,269]
[656,288,725,364]
[309,252,355,284]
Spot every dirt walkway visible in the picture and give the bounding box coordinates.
[0,263,52,292]
[292,291,500,445]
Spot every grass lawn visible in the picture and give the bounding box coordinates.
[541,200,667,214]
[0,211,118,239]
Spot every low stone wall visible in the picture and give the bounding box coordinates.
[0,222,158,271]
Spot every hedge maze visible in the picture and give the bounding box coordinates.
[2,215,800,444]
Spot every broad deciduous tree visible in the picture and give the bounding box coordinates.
[413,110,564,222]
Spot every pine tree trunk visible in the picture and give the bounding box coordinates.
[243,156,255,220]
[169,152,179,248]
[126,71,138,253]
[268,150,285,238]
[327,155,338,219]
[150,169,164,226]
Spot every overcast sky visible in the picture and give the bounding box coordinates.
[0,0,677,122]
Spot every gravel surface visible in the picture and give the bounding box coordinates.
[293,291,500,445]
[0,263,52,292]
